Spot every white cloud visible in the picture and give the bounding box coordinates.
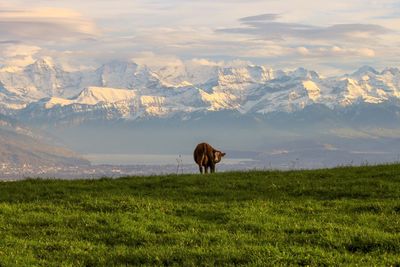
[1,45,41,58]
[0,44,41,67]
[294,46,376,58]
[189,58,222,66]
[188,58,253,68]
[131,52,183,68]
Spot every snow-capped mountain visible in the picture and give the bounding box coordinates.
[0,57,82,109]
[1,58,400,124]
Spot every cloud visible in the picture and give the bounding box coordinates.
[239,13,280,22]
[130,52,254,70]
[189,58,222,66]
[0,40,20,44]
[187,58,253,68]
[1,44,40,58]
[0,44,41,67]
[218,14,391,42]
[131,51,184,68]
[295,46,376,58]
[0,7,100,42]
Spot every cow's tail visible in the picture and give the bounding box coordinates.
[199,143,207,166]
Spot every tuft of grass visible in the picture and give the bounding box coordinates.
[0,164,400,266]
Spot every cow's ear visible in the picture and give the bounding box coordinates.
[221,152,226,157]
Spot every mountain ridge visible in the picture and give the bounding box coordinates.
[0,58,400,124]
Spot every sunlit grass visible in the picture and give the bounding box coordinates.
[0,164,400,266]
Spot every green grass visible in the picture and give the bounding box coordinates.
[1,165,400,266]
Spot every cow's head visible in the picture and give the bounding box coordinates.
[214,151,226,163]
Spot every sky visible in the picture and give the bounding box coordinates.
[0,0,399,75]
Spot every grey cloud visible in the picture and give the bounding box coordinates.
[218,21,317,41]
[239,13,280,22]
[0,40,20,44]
[218,14,391,42]
[306,24,391,40]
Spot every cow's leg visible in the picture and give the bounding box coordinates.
[204,165,209,174]
[198,165,203,174]
[210,162,215,173]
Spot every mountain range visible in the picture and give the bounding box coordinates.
[0,58,399,125]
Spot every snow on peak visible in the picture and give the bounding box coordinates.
[75,87,137,105]
[291,67,320,80]
[302,81,321,101]
[0,66,23,73]
[95,60,160,89]
[44,87,137,108]
[98,60,138,72]
[200,90,239,111]
[30,57,56,70]
[44,97,73,109]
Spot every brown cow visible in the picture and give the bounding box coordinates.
[193,142,226,174]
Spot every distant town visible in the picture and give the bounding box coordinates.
[0,162,260,180]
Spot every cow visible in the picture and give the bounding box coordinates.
[193,142,226,174]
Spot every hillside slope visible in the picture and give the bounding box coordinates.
[0,115,90,168]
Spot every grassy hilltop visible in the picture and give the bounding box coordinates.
[1,165,400,266]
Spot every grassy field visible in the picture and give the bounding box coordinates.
[1,165,400,266]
